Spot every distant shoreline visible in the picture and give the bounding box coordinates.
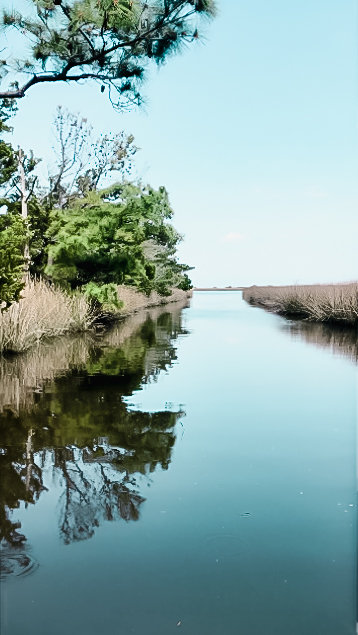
[193,287,246,291]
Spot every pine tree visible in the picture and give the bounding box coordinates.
[0,0,217,108]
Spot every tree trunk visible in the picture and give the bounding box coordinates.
[25,429,34,494]
[18,148,30,275]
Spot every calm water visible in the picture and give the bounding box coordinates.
[0,292,357,635]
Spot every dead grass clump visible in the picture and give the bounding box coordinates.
[0,280,96,353]
[243,283,358,325]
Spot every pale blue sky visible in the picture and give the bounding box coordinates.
[2,0,358,286]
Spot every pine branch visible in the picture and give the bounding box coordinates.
[0,0,216,100]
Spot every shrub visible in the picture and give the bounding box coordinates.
[0,214,30,309]
[84,282,124,312]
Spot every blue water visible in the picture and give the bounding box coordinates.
[0,291,356,634]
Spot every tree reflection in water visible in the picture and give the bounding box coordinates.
[55,445,145,544]
[0,301,189,560]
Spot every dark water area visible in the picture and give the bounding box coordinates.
[0,292,357,635]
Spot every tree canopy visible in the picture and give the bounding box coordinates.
[46,181,191,295]
[0,104,193,305]
[0,0,217,107]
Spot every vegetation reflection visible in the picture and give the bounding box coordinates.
[282,319,358,364]
[0,303,188,554]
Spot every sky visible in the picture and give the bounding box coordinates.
[2,0,358,287]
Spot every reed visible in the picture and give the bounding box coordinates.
[243,283,358,326]
[0,279,96,353]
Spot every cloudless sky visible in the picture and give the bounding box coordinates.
[2,0,358,286]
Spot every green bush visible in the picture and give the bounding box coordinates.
[0,213,31,310]
[45,183,187,296]
[178,274,193,291]
[84,282,124,312]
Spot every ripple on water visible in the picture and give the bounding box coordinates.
[0,548,39,580]
[203,534,251,559]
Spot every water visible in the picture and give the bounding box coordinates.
[0,292,356,635]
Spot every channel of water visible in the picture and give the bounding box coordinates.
[0,291,356,635]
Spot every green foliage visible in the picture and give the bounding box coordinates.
[4,198,51,276]
[0,1,217,106]
[84,282,124,311]
[46,182,187,295]
[0,142,16,187]
[0,99,18,187]
[0,101,47,276]
[0,213,31,309]
[178,273,193,291]
[0,101,193,299]
[0,98,18,134]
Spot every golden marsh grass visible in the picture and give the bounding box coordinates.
[243,283,358,326]
[0,279,96,353]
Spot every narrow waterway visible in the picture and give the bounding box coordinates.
[0,291,356,635]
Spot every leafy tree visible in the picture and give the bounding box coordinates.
[1,146,48,277]
[46,181,191,294]
[0,99,18,188]
[0,213,31,309]
[0,99,31,307]
[143,238,193,294]
[0,103,193,290]
[0,0,217,107]
[4,198,51,277]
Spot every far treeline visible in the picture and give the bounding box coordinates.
[0,0,218,313]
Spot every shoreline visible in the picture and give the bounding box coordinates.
[243,284,358,327]
[0,284,193,355]
[115,286,193,317]
[193,287,245,291]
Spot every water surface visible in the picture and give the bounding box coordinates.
[0,292,356,635]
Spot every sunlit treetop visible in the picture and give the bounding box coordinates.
[0,0,217,109]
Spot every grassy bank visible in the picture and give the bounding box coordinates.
[0,280,192,354]
[243,283,358,326]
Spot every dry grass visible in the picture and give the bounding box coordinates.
[243,283,358,326]
[0,281,192,354]
[0,280,96,353]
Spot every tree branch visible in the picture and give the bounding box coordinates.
[0,0,204,100]
[0,72,116,98]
